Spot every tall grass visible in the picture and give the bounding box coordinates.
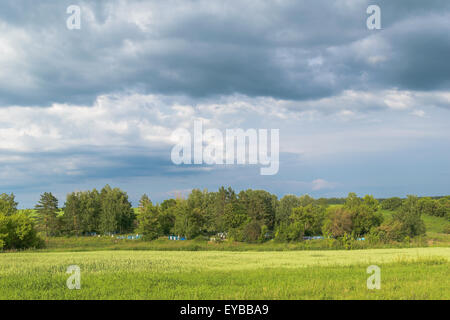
[0,248,448,299]
[32,234,443,253]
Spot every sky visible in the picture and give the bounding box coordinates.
[0,0,449,208]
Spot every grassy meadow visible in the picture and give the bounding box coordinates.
[0,248,449,299]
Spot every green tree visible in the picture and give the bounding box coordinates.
[290,204,325,236]
[322,207,353,238]
[81,189,101,233]
[352,196,383,236]
[99,185,135,234]
[0,193,18,216]
[436,198,450,218]
[275,195,300,225]
[392,195,426,238]
[223,203,248,230]
[298,194,315,207]
[172,200,205,239]
[136,195,160,240]
[139,194,152,211]
[243,221,262,242]
[161,199,177,211]
[344,192,361,211]
[63,190,101,235]
[418,197,438,216]
[213,186,238,232]
[35,192,59,237]
[238,189,277,231]
[343,194,383,236]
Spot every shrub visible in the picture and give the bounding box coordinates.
[274,221,304,242]
[0,212,44,250]
[369,221,406,243]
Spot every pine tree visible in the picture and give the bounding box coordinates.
[35,192,59,237]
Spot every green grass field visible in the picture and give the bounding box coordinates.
[1,248,449,299]
[3,211,449,300]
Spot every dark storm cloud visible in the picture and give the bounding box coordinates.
[0,145,194,190]
[0,0,449,107]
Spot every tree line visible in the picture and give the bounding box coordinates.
[0,187,449,249]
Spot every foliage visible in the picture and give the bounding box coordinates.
[371,195,426,242]
[322,207,353,237]
[290,204,325,236]
[0,193,18,216]
[275,195,301,225]
[35,192,59,237]
[5,186,447,245]
[0,211,44,250]
[381,197,403,211]
[346,195,383,236]
[99,185,135,234]
[63,189,101,235]
[136,195,161,240]
[394,195,426,237]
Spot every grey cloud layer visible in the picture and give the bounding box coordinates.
[1,1,450,207]
[0,0,449,106]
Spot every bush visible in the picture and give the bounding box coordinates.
[0,212,44,250]
[274,221,304,242]
[369,221,406,243]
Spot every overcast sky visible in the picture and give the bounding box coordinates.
[1,0,449,207]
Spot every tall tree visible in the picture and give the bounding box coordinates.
[99,185,135,234]
[136,195,160,240]
[139,194,152,212]
[35,192,59,237]
[63,192,82,235]
[276,195,301,225]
